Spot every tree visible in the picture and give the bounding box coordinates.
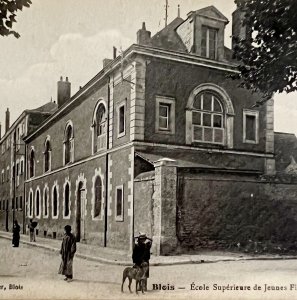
[0,0,31,38]
[232,0,297,102]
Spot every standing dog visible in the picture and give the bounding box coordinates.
[121,262,149,294]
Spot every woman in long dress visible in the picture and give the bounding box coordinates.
[12,220,20,247]
[58,225,76,282]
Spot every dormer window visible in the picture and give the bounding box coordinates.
[201,26,218,59]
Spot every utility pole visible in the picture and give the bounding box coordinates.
[165,0,169,27]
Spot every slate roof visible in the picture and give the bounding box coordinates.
[151,17,187,52]
[136,149,260,174]
[28,101,58,114]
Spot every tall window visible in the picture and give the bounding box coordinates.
[117,102,126,138]
[16,162,19,186]
[43,187,48,217]
[64,183,70,217]
[29,191,33,217]
[155,96,175,134]
[53,186,58,217]
[35,189,40,218]
[29,149,35,178]
[20,158,24,175]
[19,196,22,210]
[93,103,106,152]
[64,123,74,165]
[115,185,124,221]
[94,176,102,218]
[6,166,9,182]
[201,26,218,59]
[243,110,259,144]
[44,139,51,172]
[192,92,224,144]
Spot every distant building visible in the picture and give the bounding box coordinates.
[0,102,57,232]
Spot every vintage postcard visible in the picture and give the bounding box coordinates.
[0,0,297,299]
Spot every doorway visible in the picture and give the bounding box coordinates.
[76,182,85,242]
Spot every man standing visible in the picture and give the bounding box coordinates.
[28,219,36,242]
[132,233,152,291]
[58,225,76,282]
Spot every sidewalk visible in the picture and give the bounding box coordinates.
[0,230,296,266]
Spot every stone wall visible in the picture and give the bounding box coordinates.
[177,170,297,252]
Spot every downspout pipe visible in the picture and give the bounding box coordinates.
[104,78,111,247]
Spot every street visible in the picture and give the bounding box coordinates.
[1,238,297,300]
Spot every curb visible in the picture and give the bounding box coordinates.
[1,234,296,266]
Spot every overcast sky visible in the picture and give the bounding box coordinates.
[0,0,295,136]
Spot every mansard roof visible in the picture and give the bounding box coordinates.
[151,17,187,52]
[27,101,58,114]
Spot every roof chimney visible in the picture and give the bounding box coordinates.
[5,108,10,133]
[113,47,117,59]
[137,22,151,46]
[178,4,180,18]
[232,3,252,50]
[57,76,71,108]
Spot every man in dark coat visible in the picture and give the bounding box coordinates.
[132,233,152,291]
[12,220,20,247]
[58,225,76,282]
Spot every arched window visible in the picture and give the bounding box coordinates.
[29,149,35,178]
[186,84,235,148]
[43,187,49,217]
[94,176,102,218]
[64,122,74,165]
[29,190,33,217]
[44,138,51,172]
[35,189,40,218]
[92,102,106,153]
[192,92,224,144]
[64,183,70,217]
[53,186,58,217]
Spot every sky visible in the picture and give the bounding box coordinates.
[0,0,296,136]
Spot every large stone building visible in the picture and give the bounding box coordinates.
[2,5,297,255]
[0,102,57,232]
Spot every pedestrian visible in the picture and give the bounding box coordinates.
[132,232,152,291]
[28,219,36,242]
[58,225,76,282]
[12,220,20,247]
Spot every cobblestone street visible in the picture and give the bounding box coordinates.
[1,238,297,300]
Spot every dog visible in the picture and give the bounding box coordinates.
[121,262,149,294]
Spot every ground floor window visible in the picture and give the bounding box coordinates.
[115,185,124,222]
[52,186,58,218]
[94,176,102,218]
[64,183,70,218]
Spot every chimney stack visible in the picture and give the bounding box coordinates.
[113,47,117,59]
[5,108,10,133]
[232,3,251,50]
[137,22,151,46]
[57,76,71,108]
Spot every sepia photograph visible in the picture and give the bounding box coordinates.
[1,0,297,299]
